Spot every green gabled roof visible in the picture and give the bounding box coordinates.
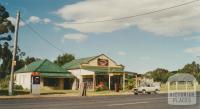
[62,56,96,69]
[15,59,69,73]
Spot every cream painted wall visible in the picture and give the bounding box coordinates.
[68,69,95,80]
[69,69,95,90]
[15,72,32,90]
[82,54,122,68]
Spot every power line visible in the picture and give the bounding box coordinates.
[21,18,65,53]
[17,0,200,53]
[64,0,200,24]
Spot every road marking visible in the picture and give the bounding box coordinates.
[108,101,149,106]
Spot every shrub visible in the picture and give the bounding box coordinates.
[0,75,10,89]
[95,82,108,92]
[14,85,23,90]
[0,75,23,90]
[126,79,135,90]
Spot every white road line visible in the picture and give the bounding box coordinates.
[108,101,149,106]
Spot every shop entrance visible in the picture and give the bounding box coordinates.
[96,75,109,89]
[110,75,122,90]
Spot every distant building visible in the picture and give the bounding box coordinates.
[15,59,74,90]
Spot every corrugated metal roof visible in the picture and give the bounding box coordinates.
[40,72,74,78]
[62,56,95,69]
[15,59,71,74]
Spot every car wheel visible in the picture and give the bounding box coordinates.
[142,90,146,94]
[154,89,159,94]
[147,92,151,94]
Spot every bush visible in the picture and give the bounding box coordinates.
[14,85,23,90]
[95,82,108,92]
[0,75,10,89]
[0,75,23,90]
[126,79,135,90]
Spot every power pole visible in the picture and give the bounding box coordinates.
[9,11,20,96]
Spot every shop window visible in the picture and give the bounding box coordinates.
[43,78,59,87]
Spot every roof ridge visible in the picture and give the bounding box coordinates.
[33,59,47,72]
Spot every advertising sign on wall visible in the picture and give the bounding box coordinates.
[97,59,109,66]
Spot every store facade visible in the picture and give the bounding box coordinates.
[62,54,126,91]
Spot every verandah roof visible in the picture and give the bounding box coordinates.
[81,66,124,73]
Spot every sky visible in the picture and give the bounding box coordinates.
[1,0,200,73]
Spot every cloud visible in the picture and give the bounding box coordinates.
[117,51,127,56]
[185,47,200,56]
[43,18,51,24]
[27,16,51,24]
[8,17,25,26]
[28,16,41,23]
[55,0,200,36]
[63,33,88,42]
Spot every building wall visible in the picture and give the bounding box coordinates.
[69,69,95,80]
[68,69,95,90]
[15,72,32,90]
[82,55,122,68]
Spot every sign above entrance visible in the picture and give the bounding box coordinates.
[98,59,109,66]
[31,72,40,76]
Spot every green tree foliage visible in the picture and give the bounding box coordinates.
[0,5,27,79]
[145,68,172,83]
[0,42,26,77]
[0,4,15,39]
[145,62,200,83]
[178,61,200,75]
[178,61,200,83]
[15,56,39,71]
[0,4,14,78]
[54,53,75,66]
[0,42,12,75]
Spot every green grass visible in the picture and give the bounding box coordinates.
[160,84,200,92]
[0,89,30,95]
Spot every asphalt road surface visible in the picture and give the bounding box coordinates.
[0,93,199,109]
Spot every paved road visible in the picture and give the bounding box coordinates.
[0,94,199,109]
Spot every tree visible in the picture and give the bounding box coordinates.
[24,57,38,65]
[0,4,15,79]
[0,4,15,40]
[178,61,200,75]
[0,42,12,75]
[178,61,200,83]
[145,68,171,83]
[15,56,40,71]
[54,53,75,66]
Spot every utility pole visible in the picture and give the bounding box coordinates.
[9,11,20,96]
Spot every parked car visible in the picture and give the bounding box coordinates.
[133,83,160,95]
